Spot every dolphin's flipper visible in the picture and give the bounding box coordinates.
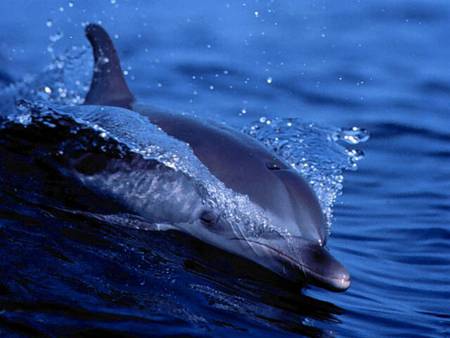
[84,24,134,109]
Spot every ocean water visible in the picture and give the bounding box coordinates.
[0,1,449,337]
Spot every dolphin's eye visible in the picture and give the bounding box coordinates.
[200,210,217,226]
[266,162,281,170]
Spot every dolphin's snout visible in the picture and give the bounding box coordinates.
[295,241,351,291]
[245,237,351,291]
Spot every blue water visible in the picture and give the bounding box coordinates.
[1,1,449,337]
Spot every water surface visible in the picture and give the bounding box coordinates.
[0,1,449,337]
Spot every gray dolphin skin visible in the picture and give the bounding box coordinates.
[82,24,350,291]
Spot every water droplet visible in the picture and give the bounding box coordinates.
[347,148,365,162]
[111,0,117,4]
[266,77,273,84]
[338,127,370,145]
[44,86,52,94]
[254,11,259,17]
[46,19,53,28]
[209,85,214,90]
[68,1,74,7]
[49,31,64,42]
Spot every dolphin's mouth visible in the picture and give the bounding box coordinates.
[240,238,351,292]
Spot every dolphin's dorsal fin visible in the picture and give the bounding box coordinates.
[84,24,134,109]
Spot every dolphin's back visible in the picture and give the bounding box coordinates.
[136,107,327,242]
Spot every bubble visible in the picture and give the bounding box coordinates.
[46,19,53,28]
[266,77,273,84]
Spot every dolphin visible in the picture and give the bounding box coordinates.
[79,24,350,291]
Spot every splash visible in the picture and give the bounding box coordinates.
[243,118,369,230]
[0,46,368,239]
[2,102,279,241]
[0,46,92,119]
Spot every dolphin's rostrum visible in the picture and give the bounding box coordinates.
[81,23,351,291]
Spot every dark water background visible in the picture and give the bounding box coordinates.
[0,1,449,337]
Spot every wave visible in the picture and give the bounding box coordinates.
[0,48,367,240]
